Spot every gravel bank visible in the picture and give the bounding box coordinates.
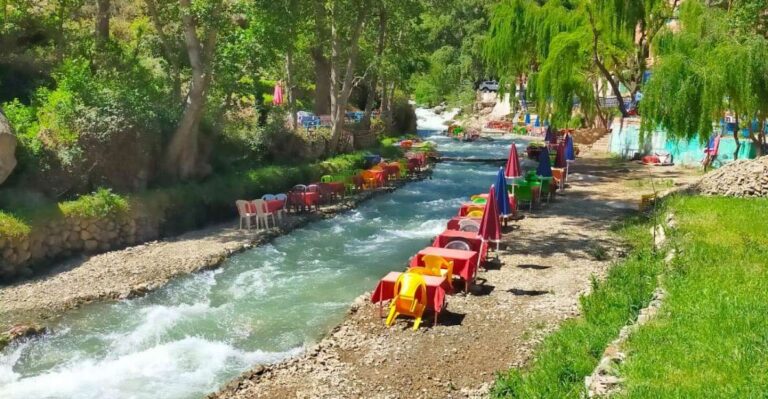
[696,155,768,197]
[208,152,701,399]
[0,179,424,333]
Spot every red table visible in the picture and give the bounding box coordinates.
[265,199,285,213]
[288,191,319,211]
[318,182,345,202]
[433,229,488,267]
[410,246,478,293]
[371,271,449,326]
[446,216,481,231]
[368,169,386,186]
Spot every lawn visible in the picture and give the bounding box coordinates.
[619,196,768,398]
[492,195,768,398]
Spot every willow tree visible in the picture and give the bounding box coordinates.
[640,0,768,157]
[486,0,671,127]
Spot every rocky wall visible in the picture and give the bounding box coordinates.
[0,212,159,279]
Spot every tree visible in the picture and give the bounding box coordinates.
[640,0,768,158]
[486,0,672,127]
[163,0,223,179]
[95,0,110,49]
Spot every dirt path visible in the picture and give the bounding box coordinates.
[0,187,407,332]
[209,152,700,399]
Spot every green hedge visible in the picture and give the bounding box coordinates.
[0,152,366,240]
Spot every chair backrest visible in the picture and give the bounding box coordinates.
[275,193,287,201]
[235,200,249,216]
[459,219,480,232]
[393,272,427,311]
[306,184,319,192]
[421,255,454,284]
[292,184,307,192]
[251,199,269,215]
[472,197,487,204]
[261,194,276,200]
[320,175,333,183]
[467,210,484,218]
[466,205,484,214]
[361,170,376,180]
[445,240,471,251]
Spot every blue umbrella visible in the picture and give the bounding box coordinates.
[537,147,552,177]
[524,113,531,125]
[495,167,511,217]
[565,134,576,161]
[534,116,540,127]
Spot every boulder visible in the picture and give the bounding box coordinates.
[0,110,17,185]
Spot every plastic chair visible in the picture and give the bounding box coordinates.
[514,184,535,211]
[539,176,554,203]
[459,219,480,232]
[472,197,487,205]
[251,199,276,229]
[418,254,454,289]
[320,175,333,183]
[467,210,484,218]
[385,272,428,330]
[261,194,276,201]
[361,170,379,189]
[444,240,471,251]
[235,200,256,230]
[273,194,287,221]
[464,205,484,215]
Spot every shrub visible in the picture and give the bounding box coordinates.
[0,211,31,238]
[59,188,130,219]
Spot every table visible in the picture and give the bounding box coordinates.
[265,199,285,213]
[434,229,489,267]
[288,191,319,212]
[410,246,478,293]
[371,271,449,326]
[472,193,518,216]
[318,182,345,202]
[367,169,386,186]
[446,216,481,231]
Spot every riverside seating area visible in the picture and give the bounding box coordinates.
[372,131,578,330]
[234,149,432,231]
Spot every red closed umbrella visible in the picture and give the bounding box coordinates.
[504,143,521,178]
[555,142,567,168]
[479,184,501,244]
[272,82,284,106]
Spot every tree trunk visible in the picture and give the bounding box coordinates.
[312,1,331,115]
[362,2,386,130]
[588,9,629,118]
[96,0,110,49]
[286,51,297,129]
[146,0,182,102]
[163,0,219,179]
[329,0,369,153]
[733,123,741,161]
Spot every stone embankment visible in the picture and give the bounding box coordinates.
[696,155,768,197]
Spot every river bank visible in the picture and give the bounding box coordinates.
[0,177,424,335]
[209,151,701,399]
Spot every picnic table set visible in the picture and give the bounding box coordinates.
[234,153,420,231]
[372,139,577,330]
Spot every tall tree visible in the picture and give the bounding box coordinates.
[163,0,223,179]
[95,0,110,49]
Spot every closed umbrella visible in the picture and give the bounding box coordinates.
[524,113,531,125]
[504,143,521,178]
[495,168,511,217]
[272,82,284,106]
[565,134,576,161]
[479,184,501,254]
[536,146,552,177]
[555,142,567,168]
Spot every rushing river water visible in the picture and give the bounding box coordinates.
[0,113,525,399]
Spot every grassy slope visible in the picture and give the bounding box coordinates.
[492,195,768,398]
[619,196,768,398]
[492,213,663,398]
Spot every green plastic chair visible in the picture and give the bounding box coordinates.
[539,176,553,203]
[513,183,535,211]
[472,197,487,205]
[320,175,333,183]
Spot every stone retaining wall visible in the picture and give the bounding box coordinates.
[0,212,160,279]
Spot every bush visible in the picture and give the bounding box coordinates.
[389,97,417,136]
[0,211,31,238]
[58,188,130,219]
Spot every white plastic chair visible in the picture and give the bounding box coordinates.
[445,240,471,251]
[251,199,276,230]
[273,194,288,221]
[235,200,256,230]
[459,219,480,233]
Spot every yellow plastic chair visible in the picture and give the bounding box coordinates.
[386,272,428,330]
[467,210,484,218]
[361,170,378,189]
[416,254,454,289]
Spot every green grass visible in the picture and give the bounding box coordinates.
[625,178,676,190]
[0,211,32,238]
[58,188,130,219]
[492,214,663,398]
[618,196,768,398]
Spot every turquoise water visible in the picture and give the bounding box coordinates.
[0,134,519,399]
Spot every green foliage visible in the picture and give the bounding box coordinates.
[640,0,768,143]
[619,196,768,398]
[0,211,32,238]
[59,188,130,219]
[492,213,662,398]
